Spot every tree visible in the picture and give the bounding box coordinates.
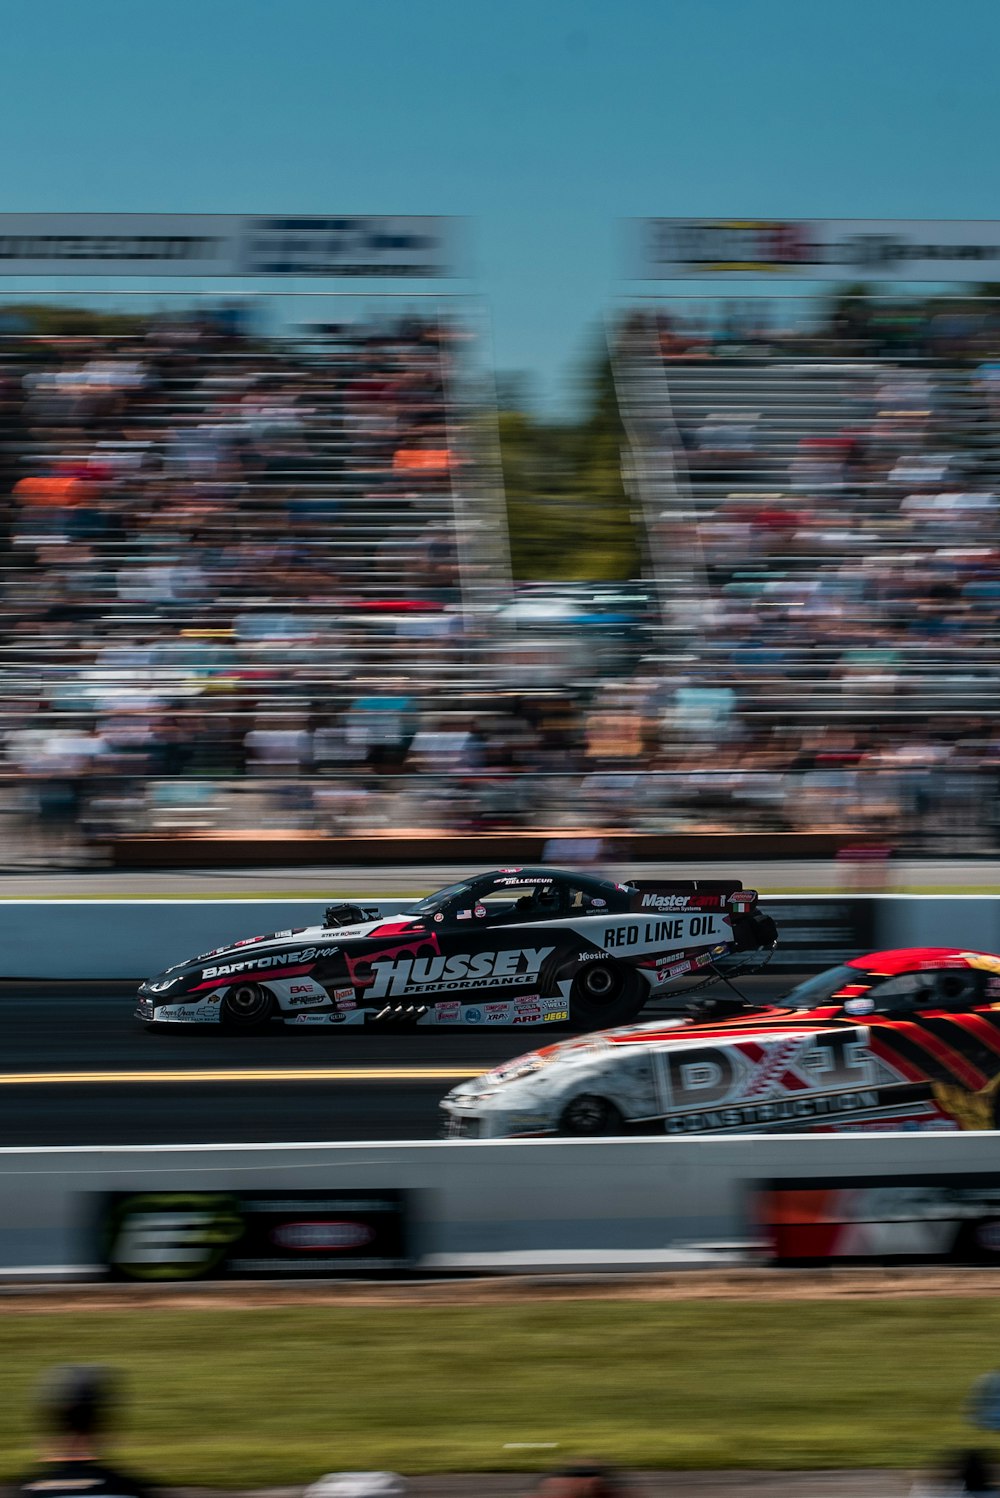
[498,340,639,580]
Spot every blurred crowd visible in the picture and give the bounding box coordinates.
[614,301,1000,856]
[0,306,505,862]
[3,297,1000,864]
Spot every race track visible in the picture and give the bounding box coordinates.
[0,977,795,1146]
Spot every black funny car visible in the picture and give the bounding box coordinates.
[136,866,777,1032]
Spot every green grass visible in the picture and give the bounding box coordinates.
[1,1297,998,1484]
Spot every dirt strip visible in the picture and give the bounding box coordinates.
[158,1474,916,1498]
[0,1267,997,1311]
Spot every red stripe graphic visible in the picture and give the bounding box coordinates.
[880,1019,987,1090]
[938,1012,1000,1061]
[865,1030,930,1084]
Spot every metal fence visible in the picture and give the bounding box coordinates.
[0,765,993,865]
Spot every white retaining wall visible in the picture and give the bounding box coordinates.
[5,1130,1000,1276]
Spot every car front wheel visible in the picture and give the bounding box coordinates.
[220,982,275,1031]
[558,1094,625,1136]
[569,961,644,1030]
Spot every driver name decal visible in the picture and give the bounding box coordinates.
[367,946,555,998]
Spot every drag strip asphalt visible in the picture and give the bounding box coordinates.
[0,977,794,1147]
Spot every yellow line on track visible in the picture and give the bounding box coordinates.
[0,1067,482,1086]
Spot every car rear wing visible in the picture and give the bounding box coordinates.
[625,880,776,958]
[626,879,757,912]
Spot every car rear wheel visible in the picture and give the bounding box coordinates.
[220,982,274,1031]
[559,1094,625,1136]
[569,961,644,1030]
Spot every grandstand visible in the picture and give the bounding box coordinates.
[614,297,1000,852]
[5,282,1000,864]
[0,296,517,856]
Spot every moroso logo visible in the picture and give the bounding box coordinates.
[368,947,554,998]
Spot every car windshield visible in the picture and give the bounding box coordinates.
[784,964,866,1009]
[408,881,473,916]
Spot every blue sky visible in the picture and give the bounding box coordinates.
[2,0,999,408]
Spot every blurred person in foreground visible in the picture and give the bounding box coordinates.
[533,1464,629,1498]
[14,1366,154,1498]
[912,1450,998,1497]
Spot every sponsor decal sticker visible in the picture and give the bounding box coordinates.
[367,945,555,998]
[434,912,444,922]
[464,1007,483,1023]
[844,996,875,1015]
[201,946,335,980]
[603,915,722,950]
[436,1001,462,1020]
[474,905,487,919]
[333,987,355,1002]
[590,897,606,908]
[578,951,610,961]
[544,1010,569,1023]
[962,953,1000,974]
[641,893,693,912]
[514,1011,541,1024]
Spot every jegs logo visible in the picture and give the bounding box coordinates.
[367,946,554,998]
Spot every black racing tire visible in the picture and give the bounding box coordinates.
[568,961,644,1031]
[220,982,275,1032]
[558,1094,625,1137]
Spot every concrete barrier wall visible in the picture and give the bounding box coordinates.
[0,900,412,980]
[0,895,996,981]
[6,1130,1000,1276]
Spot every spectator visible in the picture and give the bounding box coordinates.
[14,1365,155,1498]
[533,1464,629,1498]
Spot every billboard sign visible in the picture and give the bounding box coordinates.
[635,218,1000,280]
[98,1190,412,1279]
[756,1173,1000,1263]
[0,214,459,277]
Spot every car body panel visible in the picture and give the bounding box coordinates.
[440,947,1000,1135]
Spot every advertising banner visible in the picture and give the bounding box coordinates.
[0,214,459,277]
[759,898,876,970]
[634,218,1000,280]
[756,1173,1000,1263]
[98,1190,411,1279]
